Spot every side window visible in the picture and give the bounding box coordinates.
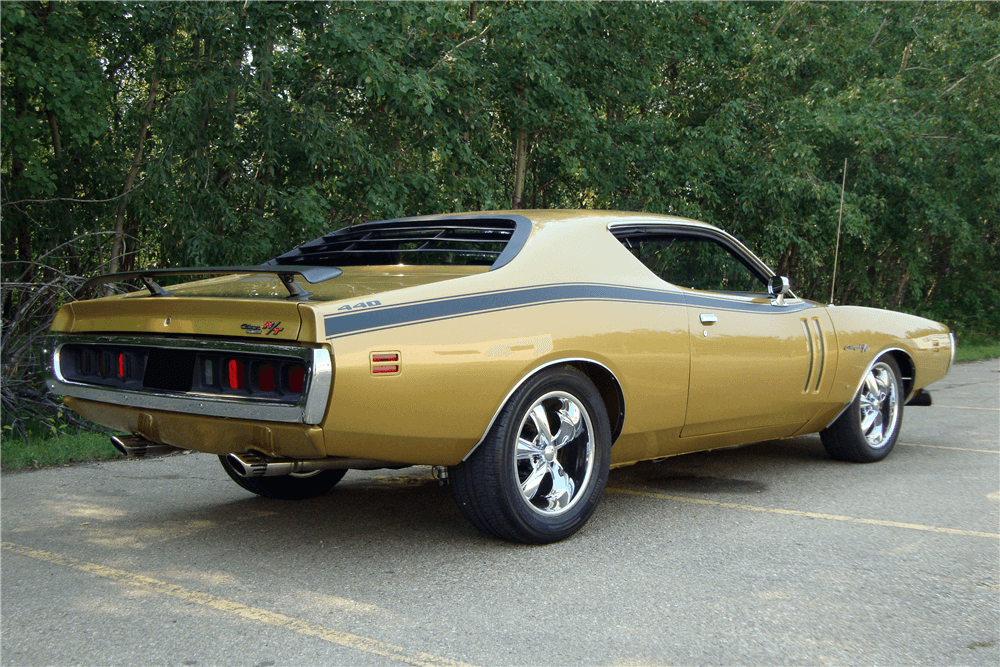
[622,235,766,294]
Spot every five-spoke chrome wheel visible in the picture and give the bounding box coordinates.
[821,355,904,463]
[857,362,899,449]
[449,366,612,543]
[514,391,595,516]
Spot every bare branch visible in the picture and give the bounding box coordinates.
[870,14,890,48]
[1,181,147,208]
[428,2,510,73]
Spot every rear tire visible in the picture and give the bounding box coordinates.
[821,356,903,463]
[449,367,612,543]
[219,456,346,499]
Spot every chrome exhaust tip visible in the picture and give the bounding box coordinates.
[226,452,406,477]
[226,452,271,477]
[111,434,185,458]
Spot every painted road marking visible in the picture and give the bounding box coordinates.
[900,442,999,454]
[605,489,1000,539]
[1,542,476,667]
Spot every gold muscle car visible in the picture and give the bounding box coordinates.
[45,210,955,543]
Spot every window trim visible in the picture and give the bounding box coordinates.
[608,221,777,295]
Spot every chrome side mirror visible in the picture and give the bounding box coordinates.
[768,275,791,307]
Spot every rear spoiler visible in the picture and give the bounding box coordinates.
[81,265,342,300]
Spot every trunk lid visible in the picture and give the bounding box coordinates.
[51,266,486,341]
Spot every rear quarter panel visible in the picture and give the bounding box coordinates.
[299,214,693,466]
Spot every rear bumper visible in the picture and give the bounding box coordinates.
[65,397,327,458]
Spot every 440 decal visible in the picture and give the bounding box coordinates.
[337,300,382,312]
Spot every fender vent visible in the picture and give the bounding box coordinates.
[801,318,826,393]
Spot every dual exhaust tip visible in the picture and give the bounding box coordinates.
[110,434,186,458]
[110,434,399,478]
[225,452,403,477]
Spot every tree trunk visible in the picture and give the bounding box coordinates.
[109,73,159,277]
[511,131,528,209]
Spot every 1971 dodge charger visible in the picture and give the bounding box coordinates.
[46,210,955,542]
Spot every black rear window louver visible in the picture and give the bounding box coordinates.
[266,216,531,271]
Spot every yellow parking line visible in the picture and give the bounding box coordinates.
[1,542,476,667]
[932,405,1000,411]
[605,489,1000,539]
[900,442,999,454]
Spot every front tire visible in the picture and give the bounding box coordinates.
[449,367,612,543]
[219,456,346,499]
[821,356,903,463]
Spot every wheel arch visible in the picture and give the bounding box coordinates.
[823,347,915,430]
[886,349,916,400]
[463,357,626,462]
[565,360,625,444]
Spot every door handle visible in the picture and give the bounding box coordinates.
[700,313,718,324]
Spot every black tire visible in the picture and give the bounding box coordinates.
[449,366,612,543]
[820,355,904,463]
[219,456,346,499]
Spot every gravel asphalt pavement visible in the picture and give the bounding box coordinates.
[2,359,998,666]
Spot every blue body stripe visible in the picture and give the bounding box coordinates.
[323,283,816,339]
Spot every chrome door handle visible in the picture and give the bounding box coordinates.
[700,313,718,324]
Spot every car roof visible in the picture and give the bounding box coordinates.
[412,209,723,232]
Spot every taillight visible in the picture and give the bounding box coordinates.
[227,359,245,389]
[60,343,310,402]
[257,363,275,392]
[287,365,305,393]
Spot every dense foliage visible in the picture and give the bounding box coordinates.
[2,1,998,433]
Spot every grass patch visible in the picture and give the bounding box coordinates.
[1,428,121,471]
[956,343,1000,363]
[955,331,1000,363]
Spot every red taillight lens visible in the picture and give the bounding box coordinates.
[227,359,245,389]
[118,353,125,378]
[257,363,275,392]
[288,365,305,393]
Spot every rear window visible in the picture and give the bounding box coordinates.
[267,216,531,271]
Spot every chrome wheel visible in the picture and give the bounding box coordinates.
[449,366,612,543]
[858,362,899,449]
[514,391,595,516]
[820,355,904,463]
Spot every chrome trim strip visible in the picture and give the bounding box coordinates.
[303,349,332,424]
[811,318,826,391]
[462,357,625,462]
[45,335,331,425]
[948,332,956,374]
[801,320,814,393]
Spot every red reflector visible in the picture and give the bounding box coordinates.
[258,363,275,392]
[372,365,399,374]
[288,365,305,393]
[228,359,245,389]
[372,354,399,363]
